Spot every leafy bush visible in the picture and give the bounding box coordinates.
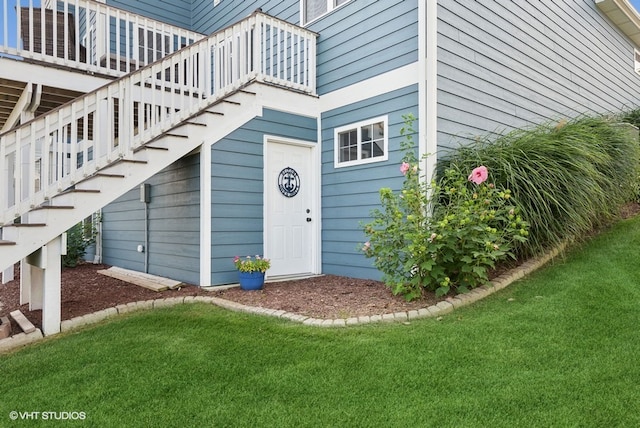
[438,115,640,257]
[63,220,98,268]
[361,115,528,300]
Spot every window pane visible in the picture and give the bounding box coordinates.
[361,124,372,142]
[338,129,357,163]
[372,121,384,158]
[372,141,384,157]
[305,0,327,23]
[361,141,372,159]
[373,121,384,139]
[335,0,349,6]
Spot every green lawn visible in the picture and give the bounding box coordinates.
[2,217,640,427]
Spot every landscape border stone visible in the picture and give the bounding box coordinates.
[0,243,566,353]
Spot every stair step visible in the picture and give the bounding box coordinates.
[185,120,208,127]
[63,189,101,194]
[32,205,74,211]
[0,240,16,246]
[222,99,241,106]
[10,223,46,228]
[204,110,224,116]
[9,310,36,334]
[240,90,257,96]
[95,173,126,178]
[133,145,170,154]
[165,132,189,139]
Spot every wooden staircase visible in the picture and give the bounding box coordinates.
[0,88,260,271]
[0,11,317,335]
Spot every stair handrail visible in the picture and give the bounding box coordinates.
[1,0,206,77]
[0,10,317,225]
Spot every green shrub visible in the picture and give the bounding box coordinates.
[361,115,528,300]
[62,219,98,268]
[438,115,640,257]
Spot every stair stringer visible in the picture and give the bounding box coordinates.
[0,88,264,273]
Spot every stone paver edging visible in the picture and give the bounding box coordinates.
[0,245,563,354]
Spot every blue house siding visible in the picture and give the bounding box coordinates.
[145,155,200,284]
[321,85,418,280]
[210,108,317,285]
[106,0,193,29]
[192,0,298,34]
[437,0,640,150]
[102,154,201,284]
[101,191,146,272]
[309,0,417,95]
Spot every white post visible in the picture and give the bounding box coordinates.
[424,0,438,182]
[24,235,63,336]
[199,143,212,287]
[42,235,63,336]
[1,265,14,284]
[20,258,33,306]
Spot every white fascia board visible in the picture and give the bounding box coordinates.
[319,62,420,113]
[0,57,111,93]
[596,0,640,47]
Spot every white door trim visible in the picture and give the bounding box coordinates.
[263,135,321,278]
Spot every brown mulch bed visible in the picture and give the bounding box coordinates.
[0,263,443,332]
[2,202,638,333]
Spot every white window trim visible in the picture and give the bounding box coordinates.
[301,0,352,26]
[635,49,640,76]
[214,0,221,6]
[334,116,388,168]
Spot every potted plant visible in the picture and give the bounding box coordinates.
[233,255,271,290]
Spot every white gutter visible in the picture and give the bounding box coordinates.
[595,0,640,47]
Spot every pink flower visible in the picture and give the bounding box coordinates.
[362,241,371,252]
[400,162,410,175]
[468,166,488,185]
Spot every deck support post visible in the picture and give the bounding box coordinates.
[21,235,65,336]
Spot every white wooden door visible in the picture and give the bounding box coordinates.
[266,141,314,277]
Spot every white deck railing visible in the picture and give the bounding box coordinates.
[1,0,205,76]
[0,11,317,225]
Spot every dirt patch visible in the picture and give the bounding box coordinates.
[0,264,208,332]
[211,275,441,319]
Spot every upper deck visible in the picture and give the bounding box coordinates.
[0,0,205,131]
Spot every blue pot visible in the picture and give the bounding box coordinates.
[238,271,265,290]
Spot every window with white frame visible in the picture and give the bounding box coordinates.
[303,0,351,25]
[635,49,640,75]
[334,117,388,167]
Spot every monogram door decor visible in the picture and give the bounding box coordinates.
[278,167,300,198]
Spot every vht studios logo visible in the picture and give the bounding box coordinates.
[278,167,300,198]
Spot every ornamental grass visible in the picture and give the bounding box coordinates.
[438,115,640,257]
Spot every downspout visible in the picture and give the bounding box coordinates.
[94,209,102,264]
[419,0,438,183]
[144,202,149,273]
